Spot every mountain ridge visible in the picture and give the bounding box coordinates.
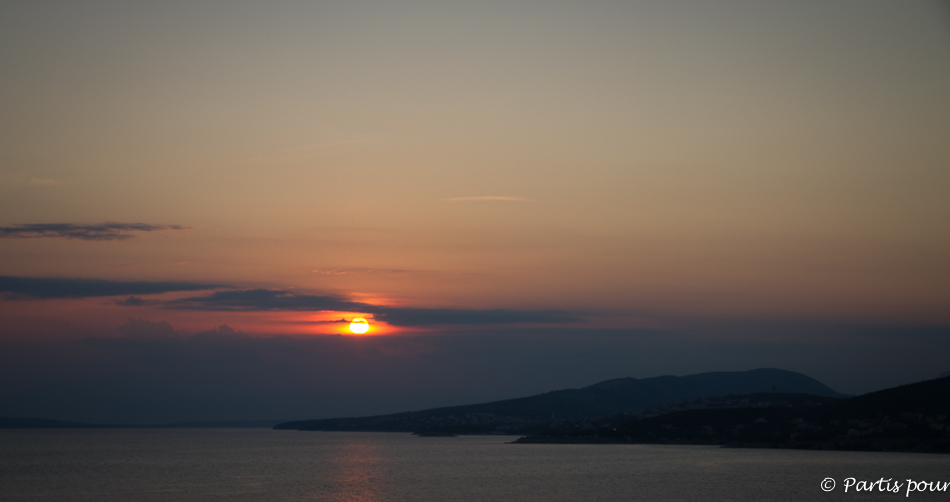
[275,368,844,432]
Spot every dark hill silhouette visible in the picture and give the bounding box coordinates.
[518,375,950,453]
[818,373,950,418]
[275,368,844,432]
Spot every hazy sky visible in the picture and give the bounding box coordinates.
[1,1,948,421]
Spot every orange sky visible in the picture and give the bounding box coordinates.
[1,0,948,339]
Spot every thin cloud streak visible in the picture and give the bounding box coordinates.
[444,196,534,202]
[0,276,221,299]
[311,268,445,277]
[0,222,191,241]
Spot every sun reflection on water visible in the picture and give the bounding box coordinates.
[323,437,389,502]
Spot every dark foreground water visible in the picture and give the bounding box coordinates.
[2,429,949,501]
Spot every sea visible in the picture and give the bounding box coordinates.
[2,429,949,501]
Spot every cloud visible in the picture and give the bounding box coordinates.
[444,196,534,202]
[0,222,191,241]
[0,276,220,299]
[311,268,416,275]
[373,308,580,326]
[312,269,350,275]
[115,296,148,306]
[167,289,367,312]
[2,276,579,327]
[166,288,581,326]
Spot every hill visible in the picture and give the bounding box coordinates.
[517,375,950,453]
[274,368,844,433]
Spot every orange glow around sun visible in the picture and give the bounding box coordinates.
[348,318,370,334]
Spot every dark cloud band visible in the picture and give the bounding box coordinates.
[167,289,581,326]
[0,222,190,241]
[373,308,580,326]
[0,276,220,299]
[167,289,365,312]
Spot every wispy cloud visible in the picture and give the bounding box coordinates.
[0,276,220,299]
[311,268,419,276]
[311,269,351,275]
[444,196,534,202]
[0,222,191,241]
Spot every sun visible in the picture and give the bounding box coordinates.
[348,318,370,334]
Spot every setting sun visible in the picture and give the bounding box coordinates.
[349,318,369,334]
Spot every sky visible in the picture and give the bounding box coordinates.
[1,0,948,423]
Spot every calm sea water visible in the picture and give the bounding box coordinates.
[2,429,949,501]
